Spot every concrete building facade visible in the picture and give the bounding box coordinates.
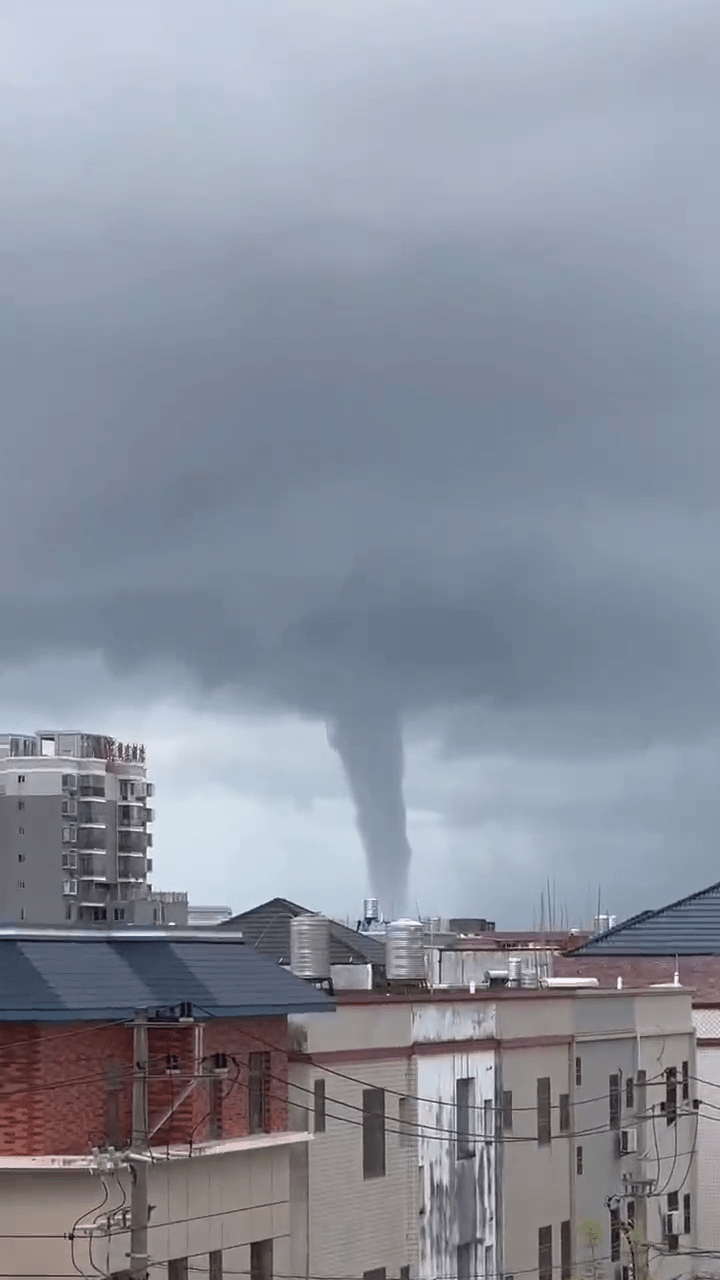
[0,729,187,925]
[288,984,697,1280]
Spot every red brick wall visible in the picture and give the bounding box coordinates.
[0,1016,289,1156]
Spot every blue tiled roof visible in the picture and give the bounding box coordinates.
[568,881,720,956]
[0,931,334,1020]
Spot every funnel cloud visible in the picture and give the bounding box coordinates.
[329,706,412,918]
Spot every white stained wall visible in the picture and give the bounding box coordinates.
[413,1003,497,1280]
[694,1010,720,1254]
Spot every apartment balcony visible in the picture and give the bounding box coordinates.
[77,827,107,852]
[117,805,150,828]
[78,801,105,824]
[78,778,105,798]
[118,855,147,881]
[78,854,107,879]
[118,831,148,854]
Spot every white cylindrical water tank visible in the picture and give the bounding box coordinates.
[386,919,425,982]
[508,957,522,987]
[363,897,380,923]
[290,914,331,981]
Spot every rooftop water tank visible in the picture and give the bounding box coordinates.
[363,897,380,924]
[386,919,425,982]
[290,914,331,982]
[508,957,522,988]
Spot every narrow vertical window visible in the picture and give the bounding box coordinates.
[249,1052,271,1134]
[609,1074,621,1130]
[537,1077,551,1145]
[560,1220,571,1280]
[456,1077,475,1158]
[666,1067,677,1126]
[362,1088,386,1179]
[314,1079,326,1133]
[502,1089,513,1132]
[576,1145,583,1176]
[539,1226,552,1280]
[575,1056,582,1087]
[559,1093,570,1133]
[250,1240,273,1280]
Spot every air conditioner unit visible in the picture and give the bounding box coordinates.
[620,1128,638,1155]
[62,879,78,896]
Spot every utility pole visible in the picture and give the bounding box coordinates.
[129,1009,149,1280]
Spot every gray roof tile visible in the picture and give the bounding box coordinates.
[0,934,334,1020]
[222,897,386,967]
[568,881,720,956]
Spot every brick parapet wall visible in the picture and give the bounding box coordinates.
[0,1015,289,1156]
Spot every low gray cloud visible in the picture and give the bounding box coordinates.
[1,0,719,916]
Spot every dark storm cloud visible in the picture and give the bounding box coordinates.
[2,0,720,911]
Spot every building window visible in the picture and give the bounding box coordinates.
[17,854,25,863]
[400,1269,410,1280]
[113,908,125,921]
[18,827,25,836]
[560,1220,571,1280]
[667,1190,679,1213]
[314,1079,326,1133]
[575,1056,582,1086]
[17,800,24,811]
[398,1095,415,1148]
[362,1088,386,1179]
[627,1201,635,1231]
[19,908,25,922]
[537,1077,551,1146]
[666,1067,677,1126]
[610,1207,620,1261]
[682,1060,689,1102]
[457,1243,476,1280]
[538,1226,552,1280]
[168,1261,189,1280]
[17,880,25,890]
[683,1193,691,1235]
[625,1077,634,1109]
[559,1093,570,1132]
[418,1165,425,1216]
[209,1252,223,1280]
[208,1074,223,1140]
[17,775,25,783]
[502,1089,513,1132]
[250,1240,273,1280]
[576,1145,583,1175]
[249,1052,271,1134]
[456,1077,475,1158]
[609,1074,621,1130]
[66,906,73,921]
[363,1272,386,1280]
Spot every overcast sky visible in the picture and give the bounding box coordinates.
[2,0,719,925]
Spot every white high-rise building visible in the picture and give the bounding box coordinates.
[0,730,187,926]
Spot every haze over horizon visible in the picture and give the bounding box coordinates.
[1,0,719,926]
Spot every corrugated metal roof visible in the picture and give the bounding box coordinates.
[221,897,386,967]
[0,934,334,1020]
[568,881,720,956]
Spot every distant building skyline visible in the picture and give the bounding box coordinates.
[0,729,187,926]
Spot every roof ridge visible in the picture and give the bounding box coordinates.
[569,879,720,954]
